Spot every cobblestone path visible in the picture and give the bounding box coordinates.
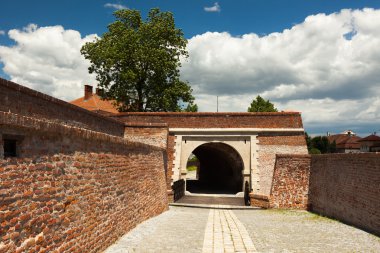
[104,206,380,253]
[202,209,256,252]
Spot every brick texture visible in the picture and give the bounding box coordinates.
[269,154,311,209]
[256,145,308,195]
[309,153,380,236]
[115,113,307,197]
[113,112,304,129]
[0,112,168,253]
[124,123,168,149]
[0,78,124,137]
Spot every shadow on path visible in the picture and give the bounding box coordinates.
[176,195,245,206]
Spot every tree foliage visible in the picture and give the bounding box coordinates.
[305,133,336,154]
[81,8,195,112]
[247,95,278,112]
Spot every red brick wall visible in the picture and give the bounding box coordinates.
[113,112,304,129]
[114,112,307,195]
[0,112,168,252]
[257,134,306,146]
[124,122,168,149]
[269,154,311,209]
[0,78,124,137]
[309,153,380,236]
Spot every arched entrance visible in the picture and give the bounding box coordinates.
[186,142,244,194]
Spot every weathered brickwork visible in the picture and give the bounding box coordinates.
[123,123,168,149]
[269,154,311,209]
[257,134,306,146]
[256,145,308,195]
[249,194,270,209]
[0,112,168,253]
[0,78,124,137]
[113,112,304,129]
[309,153,380,236]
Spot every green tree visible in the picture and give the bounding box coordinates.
[305,132,312,151]
[310,136,336,154]
[247,95,278,112]
[183,102,198,112]
[81,8,195,112]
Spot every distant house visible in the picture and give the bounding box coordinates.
[71,85,119,115]
[327,132,362,153]
[359,134,380,152]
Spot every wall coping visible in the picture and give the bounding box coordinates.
[0,78,124,127]
[0,111,164,152]
[276,154,311,158]
[170,128,305,133]
[114,112,301,117]
[311,153,380,157]
[124,122,168,128]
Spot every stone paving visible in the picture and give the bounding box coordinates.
[202,209,256,252]
[105,206,380,253]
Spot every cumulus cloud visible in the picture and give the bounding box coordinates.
[181,8,380,133]
[0,24,97,101]
[0,30,5,35]
[104,3,127,10]
[0,8,379,135]
[204,2,221,13]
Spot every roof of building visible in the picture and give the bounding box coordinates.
[70,85,119,115]
[71,95,119,114]
[327,134,362,149]
[358,134,380,142]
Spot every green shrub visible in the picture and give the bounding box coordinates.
[309,148,321,154]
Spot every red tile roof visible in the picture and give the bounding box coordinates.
[358,134,380,142]
[70,94,119,114]
[327,134,362,149]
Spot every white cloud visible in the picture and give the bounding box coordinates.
[0,24,97,101]
[0,30,5,35]
[104,3,127,10]
[204,2,221,13]
[181,8,380,133]
[0,8,379,134]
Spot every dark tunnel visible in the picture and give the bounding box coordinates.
[186,142,244,194]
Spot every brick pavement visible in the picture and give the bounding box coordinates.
[104,206,380,253]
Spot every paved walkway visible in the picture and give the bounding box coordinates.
[174,195,246,207]
[104,206,380,253]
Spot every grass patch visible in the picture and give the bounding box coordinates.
[306,213,337,222]
[264,209,306,215]
[187,165,197,171]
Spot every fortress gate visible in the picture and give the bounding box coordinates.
[113,112,308,200]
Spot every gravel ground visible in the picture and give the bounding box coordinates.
[235,209,380,253]
[104,206,209,253]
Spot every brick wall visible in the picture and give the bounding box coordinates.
[113,112,304,129]
[309,153,380,236]
[256,135,308,195]
[269,154,311,209]
[114,113,307,195]
[124,122,168,149]
[0,112,168,252]
[0,78,124,137]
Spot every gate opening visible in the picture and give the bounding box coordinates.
[185,142,244,194]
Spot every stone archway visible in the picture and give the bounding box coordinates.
[186,142,244,194]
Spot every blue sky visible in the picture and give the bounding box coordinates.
[1,1,380,136]
[2,1,379,40]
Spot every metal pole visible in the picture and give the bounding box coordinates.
[217,96,219,112]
